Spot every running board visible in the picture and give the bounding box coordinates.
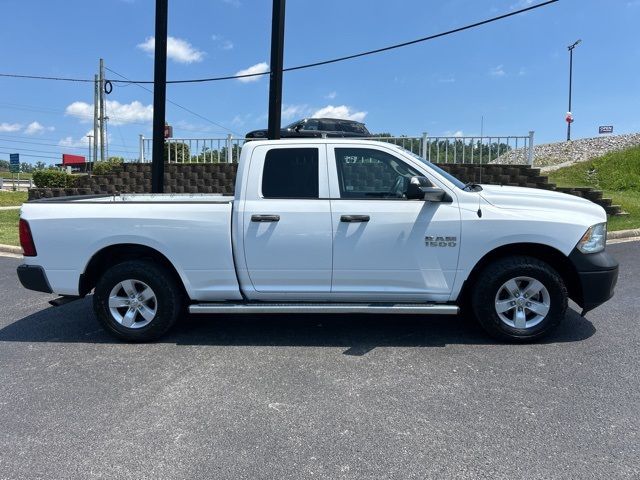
[189,303,459,315]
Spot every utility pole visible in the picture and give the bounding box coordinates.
[151,0,168,193]
[87,134,93,174]
[99,58,106,161]
[93,74,99,165]
[567,39,581,141]
[267,0,286,140]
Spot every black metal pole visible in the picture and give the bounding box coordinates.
[267,0,286,140]
[151,0,168,193]
[567,47,573,142]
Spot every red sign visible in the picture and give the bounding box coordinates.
[164,124,173,138]
[62,154,86,165]
[565,112,574,124]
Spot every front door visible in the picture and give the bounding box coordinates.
[328,145,460,301]
[242,145,333,294]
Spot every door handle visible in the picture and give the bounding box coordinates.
[251,214,280,222]
[340,215,370,223]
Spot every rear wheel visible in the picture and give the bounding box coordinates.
[471,256,568,342]
[93,260,182,342]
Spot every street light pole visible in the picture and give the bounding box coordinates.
[567,39,581,141]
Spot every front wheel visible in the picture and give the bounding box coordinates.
[471,256,568,342]
[93,260,182,342]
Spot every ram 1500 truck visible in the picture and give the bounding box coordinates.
[17,139,619,342]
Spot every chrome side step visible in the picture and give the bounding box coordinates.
[189,303,459,315]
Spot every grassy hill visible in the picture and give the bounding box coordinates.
[548,145,640,231]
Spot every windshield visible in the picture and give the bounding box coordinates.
[398,147,467,189]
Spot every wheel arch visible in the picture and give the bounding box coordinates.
[79,243,189,299]
[459,243,582,307]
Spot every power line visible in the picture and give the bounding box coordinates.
[0,150,60,161]
[0,135,139,152]
[104,66,240,135]
[0,101,231,135]
[0,1,558,85]
[0,144,136,157]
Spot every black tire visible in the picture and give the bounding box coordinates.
[470,256,568,342]
[93,260,183,342]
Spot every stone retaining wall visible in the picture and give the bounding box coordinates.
[27,162,622,215]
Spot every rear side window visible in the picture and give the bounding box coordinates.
[262,148,319,198]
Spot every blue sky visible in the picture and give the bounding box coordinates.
[0,0,638,163]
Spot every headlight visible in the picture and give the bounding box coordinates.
[576,222,607,254]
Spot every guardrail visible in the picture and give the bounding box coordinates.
[139,131,535,165]
[0,178,33,191]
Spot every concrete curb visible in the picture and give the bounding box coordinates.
[608,228,640,240]
[0,244,22,254]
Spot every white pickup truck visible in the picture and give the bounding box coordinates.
[17,139,618,342]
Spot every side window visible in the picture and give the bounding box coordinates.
[335,148,425,199]
[262,148,319,199]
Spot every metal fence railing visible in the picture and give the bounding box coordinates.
[140,135,244,164]
[139,131,535,165]
[362,132,535,165]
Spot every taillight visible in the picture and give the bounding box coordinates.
[19,219,37,256]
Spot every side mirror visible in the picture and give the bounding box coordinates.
[406,176,449,202]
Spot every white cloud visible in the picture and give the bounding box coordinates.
[510,0,533,9]
[311,105,367,122]
[281,104,308,121]
[489,65,506,77]
[445,130,465,137]
[24,121,54,135]
[138,36,205,64]
[325,91,337,100]
[58,136,87,148]
[438,75,456,83]
[235,62,269,83]
[212,34,234,50]
[0,122,22,132]
[65,100,153,125]
[518,67,526,76]
[59,130,109,150]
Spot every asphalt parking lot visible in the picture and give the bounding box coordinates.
[0,241,638,479]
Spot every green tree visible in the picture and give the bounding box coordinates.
[164,142,190,163]
[20,162,35,173]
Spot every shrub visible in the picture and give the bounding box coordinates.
[92,157,124,176]
[32,170,76,188]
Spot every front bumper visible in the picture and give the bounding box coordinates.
[17,264,52,294]
[568,249,619,314]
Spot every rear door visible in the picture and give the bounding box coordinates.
[241,144,333,294]
[328,145,461,301]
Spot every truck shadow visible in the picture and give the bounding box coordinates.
[0,297,596,354]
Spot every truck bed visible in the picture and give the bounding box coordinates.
[21,193,242,301]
